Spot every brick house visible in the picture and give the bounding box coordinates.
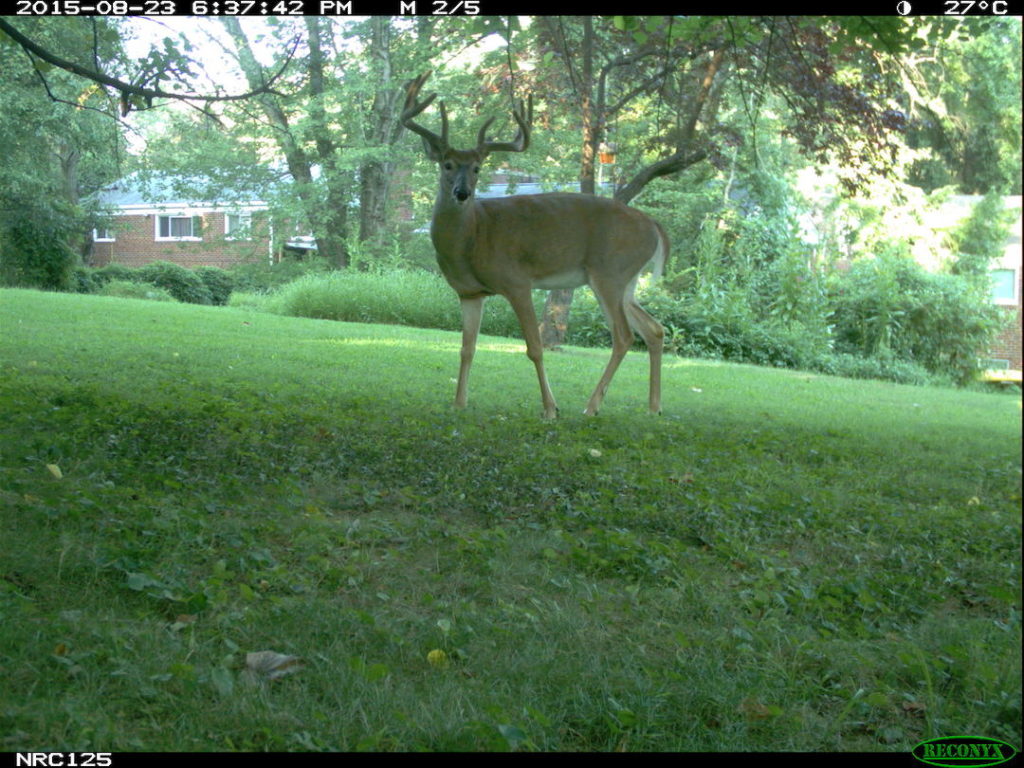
[88,173,290,269]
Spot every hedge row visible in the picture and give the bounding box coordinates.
[73,262,234,306]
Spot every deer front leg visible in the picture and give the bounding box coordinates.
[455,297,484,409]
[505,289,558,419]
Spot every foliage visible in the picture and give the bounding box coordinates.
[195,266,234,306]
[949,191,1019,281]
[903,18,1022,194]
[227,256,335,294]
[136,261,213,305]
[98,279,176,302]
[0,18,125,276]
[92,263,143,285]
[267,269,544,340]
[0,200,79,290]
[828,248,1002,384]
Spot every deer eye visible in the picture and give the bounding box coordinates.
[473,166,480,174]
[443,162,454,171]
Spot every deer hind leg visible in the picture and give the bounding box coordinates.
[506,289,559,419]
[626,300,664,414]
[455,297,484,409]
[584,283,635,417]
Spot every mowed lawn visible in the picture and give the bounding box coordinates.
[0,288,1020,752]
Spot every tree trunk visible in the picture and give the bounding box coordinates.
[358,18,404,249]
[305,17,350,268]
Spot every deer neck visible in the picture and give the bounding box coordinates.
[430,195,478,262]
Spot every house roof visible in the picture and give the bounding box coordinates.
[94,172,269,210]
[475,180,615,199]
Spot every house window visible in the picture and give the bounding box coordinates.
[93,227,114,242]
[991,268,1018,306]
[156,214,202,241]
[225,212,253,240]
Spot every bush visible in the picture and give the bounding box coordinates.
[828,250,1001,384]
[71,267,99,294]
[195,266,233,306]
[0,205,78,291]
[228,257,333,294]
[136,261,213,305]
[99,279,176,302]
[92,264,141,286]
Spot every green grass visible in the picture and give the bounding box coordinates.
[1,288,1020,752]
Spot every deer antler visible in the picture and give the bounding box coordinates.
[477,94,533,156]
[401,71,448,156]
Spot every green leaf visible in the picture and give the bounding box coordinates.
[211,665,234,696]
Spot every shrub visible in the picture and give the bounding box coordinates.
[99,279,176,302]
[196,266,233,306]
[136,261,213,305]
[71,267,99,294]
[828,250,1001,384]
[92,264,140,285]
[228,257,333,294]
[0,206,78,291]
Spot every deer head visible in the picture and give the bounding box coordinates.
[401,71,533,205]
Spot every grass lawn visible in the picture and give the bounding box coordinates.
[1,288,1020,752]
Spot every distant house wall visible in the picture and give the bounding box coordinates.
[90,208,272,269]
[989,287,1021,370]
[988,203,1022,370]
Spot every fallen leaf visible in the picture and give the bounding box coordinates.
[46,464,63,479]
[245,650,304,681]
[901,700,927,715]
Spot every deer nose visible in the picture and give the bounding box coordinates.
[453,187,471,203]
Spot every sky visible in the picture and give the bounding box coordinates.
[122,15,286,89]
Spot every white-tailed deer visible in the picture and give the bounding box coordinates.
[402,72,668,419]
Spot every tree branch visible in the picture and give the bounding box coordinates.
[0,18,297,114]
[614,149,707,205]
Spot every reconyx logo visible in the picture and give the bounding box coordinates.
[913,736,1019,768]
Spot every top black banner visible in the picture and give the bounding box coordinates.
[8,0,1024,16]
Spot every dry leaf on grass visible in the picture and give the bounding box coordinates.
[245,650,304,681]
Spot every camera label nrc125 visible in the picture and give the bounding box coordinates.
[15,756,113,768]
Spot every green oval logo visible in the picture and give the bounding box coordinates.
[912,736,1019,768]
